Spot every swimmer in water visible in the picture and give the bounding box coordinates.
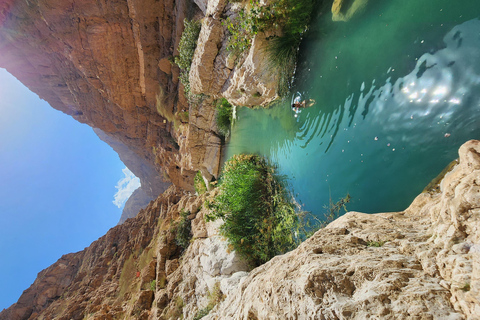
[292,98,316,113]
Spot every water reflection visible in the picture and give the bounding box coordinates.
[227,16,480,215]
[294,18,480,153]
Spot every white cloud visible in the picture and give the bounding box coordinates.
[113,167,141,208]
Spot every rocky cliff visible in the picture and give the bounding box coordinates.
[0,0,206,194]
[1,0,480,319]
[0,0,282,203]
[2,141,479,320]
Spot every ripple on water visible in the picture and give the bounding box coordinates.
[227,12,480,217]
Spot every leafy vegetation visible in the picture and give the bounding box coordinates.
[206,154,299,267]
[194,171,208,195]
[367,240,386,247]
[460,283,471,292]
[215,98,234,138]
[175,210,192,251]
[206,154,352,267]
[223,0,316,95]
[150,280,156,291]
[174,19,201,96]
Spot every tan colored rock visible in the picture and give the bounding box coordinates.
[205,140,480,320]
[332,0,369,22]
[190,17,224,95]
[3,142,480,320]
[0,0,203,196]
[158,57,172,74]
[221,32,280,107]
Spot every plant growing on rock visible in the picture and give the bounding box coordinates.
[224,0,316,95]
[206,154,299,267]
[175,210,192,251]
[215,98,233,138]
[174,19,201,97]
[193,282,224,320]
[194,171,208,195]
[149,279,156,291]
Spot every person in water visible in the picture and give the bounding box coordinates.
[292,98,316,111]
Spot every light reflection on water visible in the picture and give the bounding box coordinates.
[226,15,480,216]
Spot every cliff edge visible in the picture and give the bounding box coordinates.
[2,140,479,319]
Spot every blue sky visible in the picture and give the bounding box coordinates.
[0,68,138,310]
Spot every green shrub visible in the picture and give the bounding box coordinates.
[206,154,299,267]
[175,19,201,96]
[461,283,471,292]
[194,171,208,195]
[299,194,351,239]
[367,240,386,247]
[265,0,316,95]
[175,210,192,251]
[215,98,233,138]
[193,307,212,320]
[223,0,316,95]
[150,280,156,291]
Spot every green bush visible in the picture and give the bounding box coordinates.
[215,98,233,138]
[265,0,316,95]
[367,240,386,247]
[194,171,208,195]
[223,0,316,95]
[175,19,201,96]
[206,154,299,267]
[150,279,156,291]
[175,210,192,251]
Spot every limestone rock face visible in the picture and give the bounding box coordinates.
[0,186,182,320]
[221,31,280,107]
[189,0,280,107]
[205,140,480,319]
[3,141,480,320]
[0,186,249,320]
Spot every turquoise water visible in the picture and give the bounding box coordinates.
[226,0,480,216]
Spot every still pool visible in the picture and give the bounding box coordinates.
[226,0,480,217]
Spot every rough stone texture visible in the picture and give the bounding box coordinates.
[204,140,480,320]
[221,30,280,107]
[180,96,224,181]
[190,17,224,95]
[3,141,480,320]
[189,0,280,107]
[0,185,182,320]
[0,0,205,193]
[332,0,369,22]
[94,128,171,199]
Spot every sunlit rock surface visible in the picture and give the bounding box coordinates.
[205,140,480,319]
[2,141,480,320]
[0,0,204,192]
[189,0,280,107]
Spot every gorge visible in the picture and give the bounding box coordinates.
[0,0,479,319]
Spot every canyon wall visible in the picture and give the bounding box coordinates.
[2,141,479,320]
[0,0,202,195]
[2,0,479,319]
[0,0,285,222]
